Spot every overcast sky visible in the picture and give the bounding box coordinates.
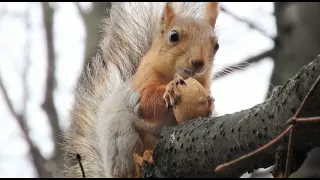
[0,2,275,177]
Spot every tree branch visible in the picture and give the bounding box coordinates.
[213,49,274,81]
[23,3,31,115]
[0,5,52,177]
[41,2,62,177]
[220,5,274,40]
[75,2,111,64]
[0,58,51,179]
[74,2,87,19]
[23,6,52,178]
[140,55,320,178]
[0,80,19,124]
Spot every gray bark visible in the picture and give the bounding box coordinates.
[268,2,320,177]
[140,55,320,178]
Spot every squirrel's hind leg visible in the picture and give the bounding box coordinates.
[134,150,154,178]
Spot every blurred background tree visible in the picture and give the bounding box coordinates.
[0,2,111,178]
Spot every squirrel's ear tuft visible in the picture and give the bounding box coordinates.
[205,2,219,27]
[160,2,176,31]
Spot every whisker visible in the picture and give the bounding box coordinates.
[212,62,275,96]
[180,42,190,59]
[158,49,180,57]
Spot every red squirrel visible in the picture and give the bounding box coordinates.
[130,2,219,177]
[63,2,220,178]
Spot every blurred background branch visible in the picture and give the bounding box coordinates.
[220,5,274,40]
[0,4,51,178]
[0,2,111,178]
[75,2,111,64]
[213,48,275,81]
[40,2,61,177]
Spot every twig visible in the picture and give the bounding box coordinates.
[272,143,286,178]
[294,75,320,118]
[76,154,86,178]
[23,2,31,116]
[74,2,87,18]
[0,76,21,125]
[0,49,51,178]
[215,125,294,172]
[284,74,320,177]
[293,117,320,124]
[220,5,274,40]
[284,129,294,178]
[0,3,31,143]
[22,5,51,177]
[213,49,274,81]
[215,74,320,173]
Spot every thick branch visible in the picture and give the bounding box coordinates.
[220,6,274,40]
[213,49,274,81]
[141,55,320,178]
[41,2,62,177]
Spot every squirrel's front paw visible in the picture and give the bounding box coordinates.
[163,74,186,109]
[207,91,215,117]
[169,76,214,124]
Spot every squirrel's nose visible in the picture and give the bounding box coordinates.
[191,59,205,69]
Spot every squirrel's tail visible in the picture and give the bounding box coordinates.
[62,2,207,177]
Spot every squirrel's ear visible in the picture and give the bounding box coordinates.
[204,2,219,27]
[160,2,175,31]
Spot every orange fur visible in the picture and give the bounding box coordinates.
[130,2,220,177]
[162,2,175,27]
[137,84,169,123]
[131,2,218,123]
[205,2,219,27]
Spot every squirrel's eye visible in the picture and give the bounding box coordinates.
[169,30,179,43]
[214,42,219,52]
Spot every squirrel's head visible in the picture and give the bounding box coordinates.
[152,2,220,79]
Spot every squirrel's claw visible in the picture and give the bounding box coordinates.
[163,86,173,109]
[163,78,184,111]
[206,91,215,117]
[133,150,153,178]
[174,73,186,86]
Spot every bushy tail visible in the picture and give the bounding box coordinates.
[62,2,207,177]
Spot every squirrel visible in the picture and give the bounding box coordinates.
[62,2,220,178]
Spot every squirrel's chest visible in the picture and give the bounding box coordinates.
[134,112,177,136]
